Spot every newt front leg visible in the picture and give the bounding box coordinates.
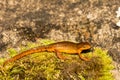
[78,50,90,61]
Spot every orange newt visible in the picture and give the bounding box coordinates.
[3,41,91,66]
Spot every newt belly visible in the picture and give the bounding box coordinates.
[3,41,91,66]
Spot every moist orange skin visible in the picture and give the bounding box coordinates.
[3,41,91,66]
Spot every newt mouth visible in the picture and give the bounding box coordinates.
[81,48,93,53]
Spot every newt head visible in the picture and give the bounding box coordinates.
[77,42,91,50]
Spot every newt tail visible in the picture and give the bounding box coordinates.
[3,41,91,66]
[3,46,54,66]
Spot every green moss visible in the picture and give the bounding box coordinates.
[8,48,18,57]
[0,40,114,80]
[77,48,114,80]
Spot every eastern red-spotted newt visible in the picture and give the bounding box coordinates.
[3,41,91,66]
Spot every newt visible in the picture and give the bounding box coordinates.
[3,41,91,66]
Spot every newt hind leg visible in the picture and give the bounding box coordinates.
[55,50,66,60]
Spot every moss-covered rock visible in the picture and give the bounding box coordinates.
[0,40,114,80]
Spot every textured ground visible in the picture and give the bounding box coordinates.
[0,0,120,80]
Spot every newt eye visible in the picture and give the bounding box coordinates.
[82,45,91,49]
[83,45,87,48]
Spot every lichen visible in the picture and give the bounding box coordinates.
[0,39,114,80]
